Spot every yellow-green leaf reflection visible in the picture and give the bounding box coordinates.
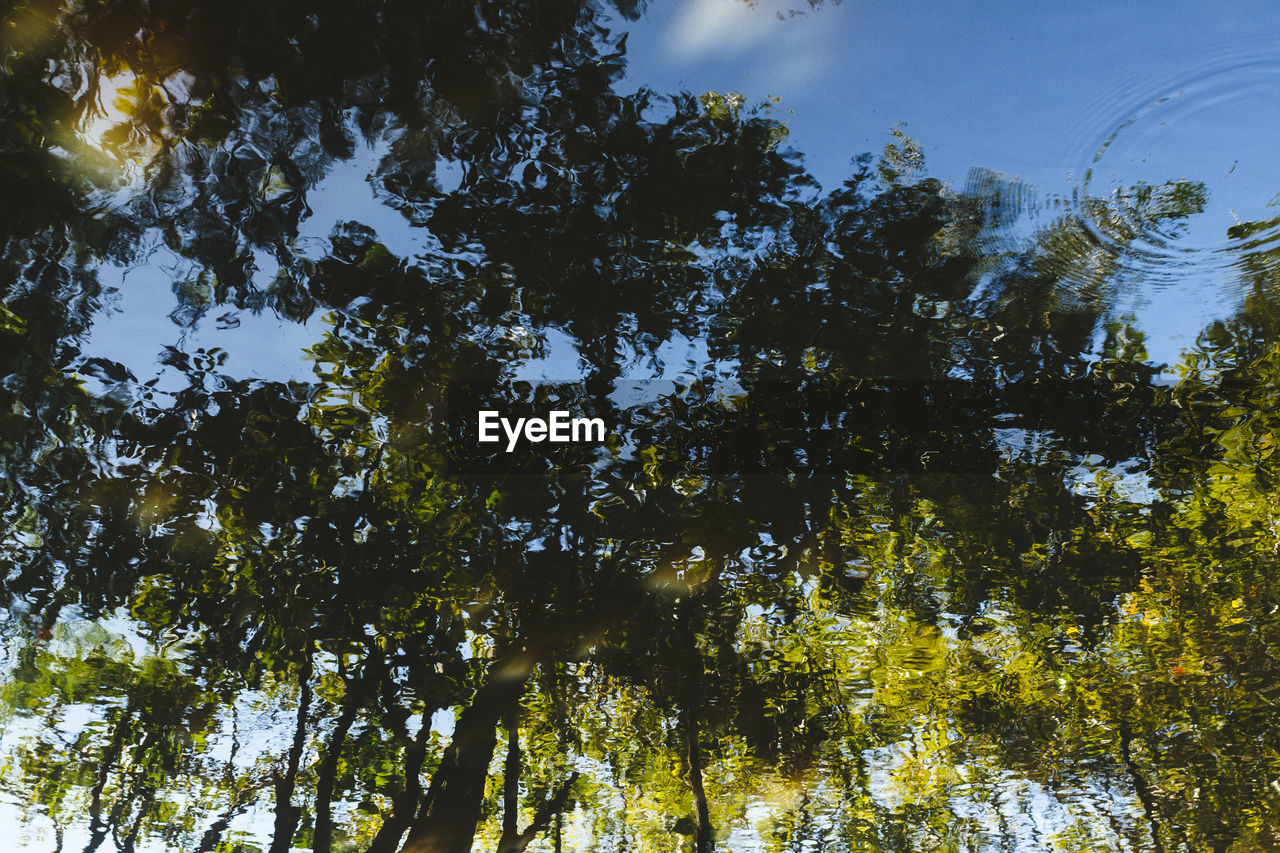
[7,1,1280,851]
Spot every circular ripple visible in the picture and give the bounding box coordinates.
[1072,58,1280,287]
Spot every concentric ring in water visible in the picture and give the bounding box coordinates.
[1075,59,1280,288]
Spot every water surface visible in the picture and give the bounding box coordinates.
[2,1,1280,851]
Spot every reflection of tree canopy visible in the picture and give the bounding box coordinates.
[1,1,1278,852]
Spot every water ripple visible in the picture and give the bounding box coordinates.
[1070,47,1280,291]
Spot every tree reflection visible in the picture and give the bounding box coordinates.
[2,0,1280,852]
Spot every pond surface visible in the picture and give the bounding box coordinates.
[3,1,1280,851]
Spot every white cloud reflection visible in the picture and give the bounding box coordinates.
[662,0,836,88]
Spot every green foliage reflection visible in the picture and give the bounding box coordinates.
[0,0,1279,852]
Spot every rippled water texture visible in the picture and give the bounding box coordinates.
[1075,54,1280,287]
[6,2,1280,852]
